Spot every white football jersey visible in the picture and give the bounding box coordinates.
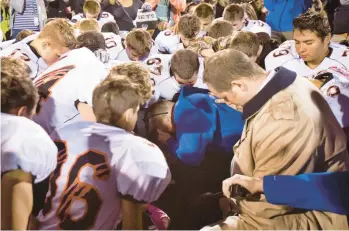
[144,54,207,101]
[0,39,16,51]
[313,66,349,128]
[265,40,349,74]
[1,113,57,183]
[72,12,115,27]
[155,30,183,54]
[102,32,124,60]
[243,20,272,37]
[37,121,171,230]
[32,47,108,135]
[0,35,47,79]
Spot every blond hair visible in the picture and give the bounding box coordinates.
[92,77,143,126]
[239,3,258,20]
[228,31,259,57]
[125,29,153,58]
[83,0,102,15]
[194,3,215,19]
[204,49,265,92]
[39,18,76,50]
[208,19,233,38]
[108,62,152,101]
[78,18,101,33]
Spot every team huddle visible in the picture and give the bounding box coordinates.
[1,0,349,229]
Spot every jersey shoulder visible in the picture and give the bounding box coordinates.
[155,30,180,54]
[265,41,297,71]
[329,44,349,69]
[1,113,57,183]
[245,20,271,37]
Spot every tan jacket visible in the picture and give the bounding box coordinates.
[231,67,349,230]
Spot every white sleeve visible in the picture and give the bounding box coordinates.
[76,63,108,105]
[1,125,58,183]
[114,138,171,202]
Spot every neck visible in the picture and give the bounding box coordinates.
[29,39,42,56]
[306,47,329,69]
[241,73,268,107]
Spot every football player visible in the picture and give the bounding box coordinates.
[265,11,348,77]
[36,77,171,230]
[148,49,207,101]
[208,19,234,39]
[194,3,215,37]
[32,32,108,135]
[223,4,271,37]
[1,57,57,230]
[77,18,124,60]
[116,29,158,62]
[155,14,202,54]
[0,19,76,79]
[71,0,115,27]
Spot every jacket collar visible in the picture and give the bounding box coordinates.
[242,67,297,120]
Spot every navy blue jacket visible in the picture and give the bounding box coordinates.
[264,171,349,215]
[167,87,244,166]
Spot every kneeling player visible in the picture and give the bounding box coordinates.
[1,57,57,230]
[36,77,171,230]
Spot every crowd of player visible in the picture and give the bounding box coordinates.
[1,0,349,229]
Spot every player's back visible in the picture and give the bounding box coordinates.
[0,33,47,79]
[155,30,182,54]
[37,121,171,230]
[102,32,123,60]
[33,47,108,135]
[1,113,57,183]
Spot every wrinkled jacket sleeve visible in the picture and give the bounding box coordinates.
[167,108,216,166]
[264,172,349,215]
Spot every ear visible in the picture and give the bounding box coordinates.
[17,106,28,117]
[231,79,244,91]
[257,45,263,57]
[324,34,331,46]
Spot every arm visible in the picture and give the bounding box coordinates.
[264,172,349,215]
[1,170,33,230]
[121,199,143,230]
[169,0,186,12]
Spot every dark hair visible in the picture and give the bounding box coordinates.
[293,10,331,40]
[208,19,233,38]
[171,49,200,80]
[77,31,106,51]
[1,57,38,113]
[101,21,120,35]
[178,14,201,39]
[194,3,215,19]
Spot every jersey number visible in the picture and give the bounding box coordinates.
[343,50,348,57]
[35,65,75,114]
[273,49,289,57]
[42,140,111,230]
[105,37,117,49]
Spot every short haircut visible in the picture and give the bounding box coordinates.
[178,14,201,39]
[146,100,174,134]
[194,3,214,19]
[108,62,152,101]
[228,31,259,57]
[125,29,152,58]
[293,10,331,40]
[223,4,244,22]
[77,31,106,51]
[92,77,143,125]
[208,19,233,38]
[204,49,265,92]
[1,56,31,79]
[78,18,100,33]
[184,2,199,14]
[39,18,77,50]
[15,30,35,42]
[171,49,200,80]
[83,0,101,15]
[101,21,120,35]
[1,58,38,113]
[239,3,257,20]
